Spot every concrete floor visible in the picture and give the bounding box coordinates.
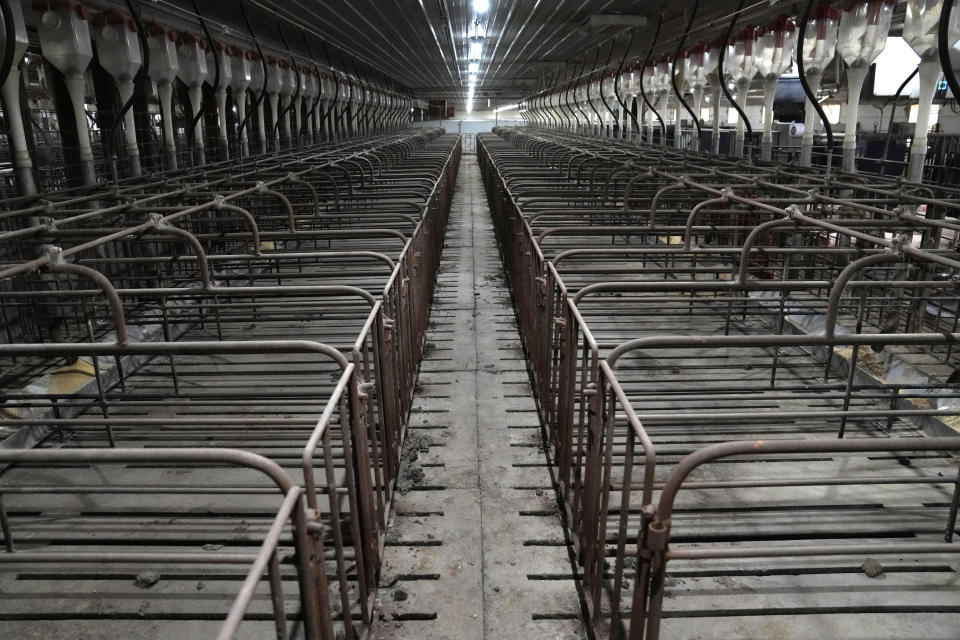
[371,154,587,639]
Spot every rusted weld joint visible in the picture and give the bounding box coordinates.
[645,518,670,551]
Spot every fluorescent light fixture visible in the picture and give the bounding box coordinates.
[494,103,518,113]
[473,0,489,13]
[468,62,480,73]
[466,101,473,114]
[468,72,478,85]
[468,40,483,60]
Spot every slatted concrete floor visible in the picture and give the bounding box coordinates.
[371,154,587,639]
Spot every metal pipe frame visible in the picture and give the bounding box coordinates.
[478,127,960,640]
[0,128,462,639]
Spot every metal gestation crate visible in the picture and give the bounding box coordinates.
[0,130,461,640]
[478,128,960,640]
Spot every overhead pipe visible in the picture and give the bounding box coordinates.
[836,0,895,173]
[0,0,36,194]
[35,0,97,185]
[797,0,839,167]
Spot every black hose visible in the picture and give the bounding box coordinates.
[0,0,17,91]
[274,22,300,145]
[601,38,620,130]
[238,0,267,147]
[572,54,590,129]
[336,51,349,132]
[322,41,339,135]
[560,61,576,128]
[614,28,637,139]
[672,0,702,146]
[638,12,665,144]
[547,66,563,128]
[718,0,752,156]
[585,45,603,132]
[189,0,219,136]
[939,0,960,107]
[797,0,834,169]
[301,31,322,133]
[881,66,919,174]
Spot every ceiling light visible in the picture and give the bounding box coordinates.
[473,0,489,14]
[468,72,478,85]
[468,40,483,60]
[468,62,479,73]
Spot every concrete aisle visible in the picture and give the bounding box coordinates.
[370,154,587,640]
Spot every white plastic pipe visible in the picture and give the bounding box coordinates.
[2,68,35,194]
[673,100,682,149]
[842,64,867,172]
[800,72,821,166]
[710,79,722,154]
[761,76,778,161]
[63,73,96,184]
[908,58,942,182]
[116,80,140,175]
[233,87,248,156]
[734,78,750,157]
[1,2,32,193]
[691,85,704,152]
[188,85,205,165]
[156,81,176,169]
